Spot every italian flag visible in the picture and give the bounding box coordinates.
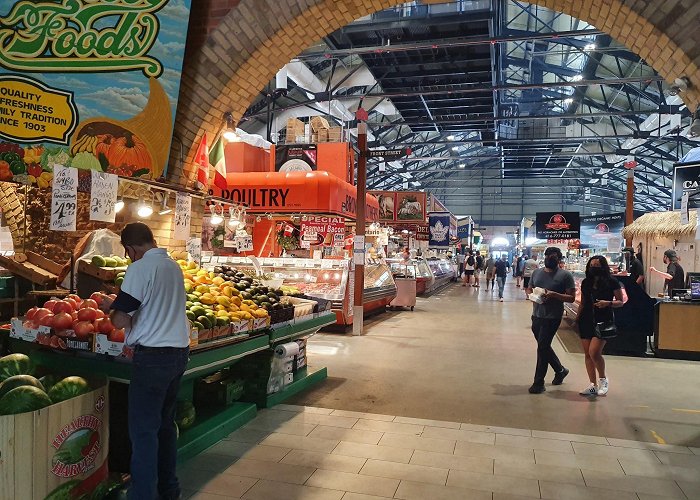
[210,136,228,190]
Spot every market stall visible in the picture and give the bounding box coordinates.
[387,257,433,295]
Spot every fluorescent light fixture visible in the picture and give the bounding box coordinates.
[114,198,125,213]
[137,194,153,218]
[571,74,583,81]
[223,130,239,141]
[492,237,510,246]
[158,193,172,215]
[451,146,459,151]
[563,98,574,105]
[459,163,466,168]
[209,204,223,225]
[447,135,456,141]
[584,43,596,51]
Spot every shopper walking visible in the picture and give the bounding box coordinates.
[474,251,484,287]
[522,254,538,297]
[495,255,508,301]
[484,254,496,291]
[526,247,574,394]
[463,250,475,286]
[100,223,190,500]
[574,255,624,397]
[456,251,465,278]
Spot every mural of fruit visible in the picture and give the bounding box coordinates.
[70,78,171,179]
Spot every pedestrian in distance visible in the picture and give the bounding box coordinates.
[474,251,484,287]
[462,250,475,286]
[99,222,190,500]
[573,255,624,397]
[495,255,509,301]
[484,253,496,291]
[526,247,575,394]
[522,254,539,298]
[456,251,465,278]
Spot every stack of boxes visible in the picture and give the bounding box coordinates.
[285,117,343,144]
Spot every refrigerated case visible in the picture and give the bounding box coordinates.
[387,258,433,295]
[427,258,456,293]
[207,256,396,326]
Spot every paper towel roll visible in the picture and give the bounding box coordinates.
[275,342,300,357]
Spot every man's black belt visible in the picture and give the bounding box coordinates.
[133,345,189,354]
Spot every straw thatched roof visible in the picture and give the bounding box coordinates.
[622,211,698,239]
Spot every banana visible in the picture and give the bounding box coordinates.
[85,136,98,153]
[71,135,89,155]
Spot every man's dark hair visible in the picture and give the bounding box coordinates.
[544,246,563,260]
[121,222,155,247]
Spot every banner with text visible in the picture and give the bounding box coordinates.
[301,216,345,249]
[672,163,700,210]
[580,212,624,248]
[535,212,580,240]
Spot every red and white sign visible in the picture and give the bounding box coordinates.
[301,216,345,248]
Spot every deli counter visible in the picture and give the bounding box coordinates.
[387,258,433,295]
[426,258,456,293]
[207,256,397,327]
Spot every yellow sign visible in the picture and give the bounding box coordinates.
[0,74,77,144]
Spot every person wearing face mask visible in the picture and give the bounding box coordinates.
[99,222,190,500]
[525,247,575,394]
[574,256,624,397]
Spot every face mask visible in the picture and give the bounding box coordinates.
[589,267,605,277]
[544,257,559,270]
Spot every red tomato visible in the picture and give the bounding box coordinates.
[81,299,98,310]
[33,308,53,325]
[26,307,39,320]
[52,312,73,330]
[96,318,114,334]
[44,300,58,313]
[71,311,78,321]
[38,313,55,327]
[67,294,82,305]
[90,292,104,306]
[94,309,106,320]
[73,321,95,339]
[77,308,98,323]
[108,328,125,343]
[53,300,74,315]
[63,298,78,310]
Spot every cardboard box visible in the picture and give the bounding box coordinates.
[252,317,271,331]
[328,127,343,142]
[310,116,330,131]
[317,129,329,143]
[93,334,132,358]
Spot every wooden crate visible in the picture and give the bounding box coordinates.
[0,252,61,287]
[310,116,330,131]
[0,380,109,499]
[317,129,329,143]
[328,127,343,142]
[77,260,127,282]
[285,118,305,143]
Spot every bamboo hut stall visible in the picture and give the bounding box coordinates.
[623,211,700,360]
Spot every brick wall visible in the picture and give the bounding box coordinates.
[167,0,700,188]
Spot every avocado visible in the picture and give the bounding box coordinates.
[186,311,196,321]
[193,321,205,331]
[272,303,283,310]
[197,316,212,329]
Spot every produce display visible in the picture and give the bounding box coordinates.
[0,141,54,186]
[212,265,297,314]
[0,353,91,415]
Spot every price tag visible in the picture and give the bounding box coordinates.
[50,165,77,231]
[173,192,192,241]
[321,260,335,269]
[187,237,202,265]
[89,171,118,222]
[234,235,253,252]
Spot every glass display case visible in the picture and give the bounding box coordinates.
[387,258,434,295]
[426,257,456,292]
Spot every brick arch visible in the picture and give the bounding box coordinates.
[0,184,25,248]
[170,0,700,185]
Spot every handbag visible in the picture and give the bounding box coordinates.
[594,315,617,339]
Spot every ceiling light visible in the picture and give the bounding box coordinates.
[563,98,574,105]
[209,204,223,225]
[447,135,456,141]
[584,43,596,51]
[492,237,510,246]
[137,194,153,218]
[571,74,583,81]
[114,198,125,213]
[459,163,466,168]
[158,193,172,215]
[223,130,239,141]
[451,146,459,151]
[228,206,240,228]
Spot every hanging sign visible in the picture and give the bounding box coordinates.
[173,192,191,241]
[50,164,77,231]
[536,212,580,239]
[580,212,624,247]
[275,144,317,172]
[672,163,700,210]
[89,171,118,222]
[301,216,345,248]
[428,212,451,248]
[365,148,411,159]
[681,191,690,225]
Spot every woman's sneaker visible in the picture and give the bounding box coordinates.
[579,384,597,397]
[597,378,609,396]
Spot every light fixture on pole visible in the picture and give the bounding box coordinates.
[115,198,125,213]
[158,192,172,215]
[137,192,153,218]
[222,111,240,142]
[228,206,240,229]
[209,204,224,225]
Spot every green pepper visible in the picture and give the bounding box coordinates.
[10,160,26,175]
[4,152,20,164]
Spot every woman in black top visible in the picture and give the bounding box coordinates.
[574,256,625,397]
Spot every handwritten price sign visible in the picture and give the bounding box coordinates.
[173,192,191,241]
[89,171,118,222]
[50,165,77,231]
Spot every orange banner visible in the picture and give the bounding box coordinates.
[209,171,379,221]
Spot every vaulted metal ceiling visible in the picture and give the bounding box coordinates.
[238,0,697,224]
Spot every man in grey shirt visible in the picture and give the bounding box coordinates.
[525,247,575,394]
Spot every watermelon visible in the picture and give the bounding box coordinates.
[0,385,52,415]
[44,479,80,500]
[39,374,59,392]
[175,399,196,430]
[48,376,90,404]
[0,374,44,400]
[0,353,33,381]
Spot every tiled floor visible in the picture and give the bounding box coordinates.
[180,405,700,500]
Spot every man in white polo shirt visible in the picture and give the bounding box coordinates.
[100,222,189,500]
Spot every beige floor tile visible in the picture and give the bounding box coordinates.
[677,480,700,499]
[244,419,317,436]
[572,442,660,461]
[223,458,316,485]
[353,419,423,435]
[531,429,608,445]
[360,459,448,485]
[619,457,700,482]
[460,423,531,437]
[378,433,455,453]
[306,469,400,498]
[492,494,542,500]
[446,469,540,498]
[181,453,239,472]
[454,441,535,464]
[606,437,694,454]
[251,409,298,426]
[281,449,367,473]
[224,427,270,444]
[581,469,686,498]
[393,416,461,429]
[290,412,359,429]
[206,442,290,462]
[636,494,687,500]
[241,479,343,500]
[494,459,584,485]
[540,480,638,500]
[192,473,258,497]
[332,441,414,463]
[308,425,383,445]
[690,446,700,455]
[394,480,492,500]
[534,449,625,473]
[496,433,574,453]
[341,493,392,500]
[330,409,395,421]
[421,426,496,445]
[260,432,339,453]
[188,492,242,500]
[275,404,334,414]
[409,449,493,474]
[655,450,700,468]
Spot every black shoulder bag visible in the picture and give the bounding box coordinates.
[593,288,617,339]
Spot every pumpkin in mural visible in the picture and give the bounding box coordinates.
[107,133,151,171]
